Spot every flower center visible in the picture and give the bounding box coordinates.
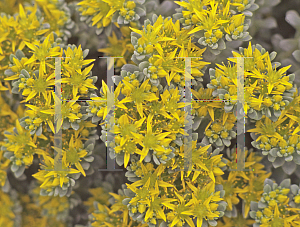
[34,77,47,93]
[66,148,80,164]
[144,133,157,148]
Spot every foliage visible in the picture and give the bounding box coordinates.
[1,0,300,226]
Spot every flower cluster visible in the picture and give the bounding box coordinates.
[91,15,211,170]
[24,0,74,42]
[217,147,272,219]
[77,0,149,35]
[0,4,49,91]
[130,15,209,89]
[249,116,300,168]
[32,135,95,196]
[1,120,43,178]
[250,179,300,226]
[203,109,237,149]
[2,0,300,226]
[5,33,97,132]
[119,140,228,227]
[173,0,258,54]
[1,32,99,196]
[91,184,148,227]
[208,42,296,122]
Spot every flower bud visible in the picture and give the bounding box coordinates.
[120,8,127,16]
[149,66,157,73]
[228,23,235,33]
[280,149,286,154]
[150,218,157,225]
[19,83,25,89]
[261,135,269,143]
[276,85,285,93]
[287,146,294,154]
[269,191,276,198]
[33,118,42,126]
[185,19,191,25]
[221,131,228,138]
[81,129,89,137]
[205,31,212,38]
[138,204,146,213]
[213,134,219,139]
[26,78,34,86]
[270,138,278,146]
[273,95,282,102]
[237,5,245,12]
[173,75,181,83]
[16,160,22,166]
[23,156,33,165]
[127,1,136,10]
[294,195,300,204]
[131,79,139,87]
[151,86,158,92]
[25,118,32,124]
[279,140,287,148]
[273,103,280,110]
[131,207,137,213]
[211,79,218,86]
[137,47,143,53]
[277,194,288,203]
[263,207,272,217]
[212,123,222,133]
[288,135,298,145]
[263,98,272,107]
[269,200,276,207]
[256,210,262,218]
[80,86,88,94]
[129,10,135,17]
[281,188,290,195]
[265,144,271,150]
[280,101,285,107]
[233,14,245,27]
[214,29,223,39]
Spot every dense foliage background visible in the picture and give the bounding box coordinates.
[1,0,300,226]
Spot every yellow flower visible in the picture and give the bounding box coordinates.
[77,0,113,29]
[61,134,88,176]
[135,114,171,164]
[61,45,96,99]
[121,79,159,118]
[24,34,61,73]
[32,154,80,190]
[247,116,286,141]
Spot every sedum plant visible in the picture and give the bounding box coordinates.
[1,0,300,226]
